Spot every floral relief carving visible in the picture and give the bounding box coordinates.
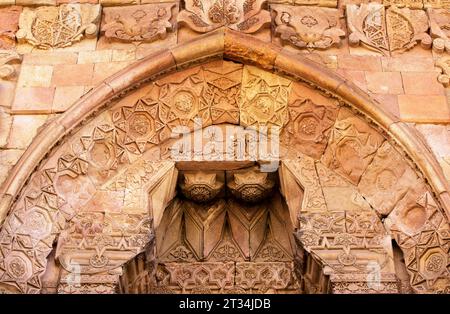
[101,3,177,43]
[272,5,345,50]
[16,4,101,49]
[346,3,431,55]
[177,0,271,33]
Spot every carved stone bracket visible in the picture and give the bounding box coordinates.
[346,3,432,55]
[178,0,271,34]
[16,4,101,49]
[272,5,345,51]
[101,3,178,43]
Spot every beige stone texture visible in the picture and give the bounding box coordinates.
[7,114,49,149]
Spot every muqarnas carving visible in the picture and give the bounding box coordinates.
[427,8,450,53]
[177,0,271,33]
[0,6,22,49]
[16,4,101,49]
[180,171,224,202]
[346,3,432,55]
[101,3,177,43]
[272,5,345,50]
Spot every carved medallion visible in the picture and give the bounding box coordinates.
[16,4,101,49]
[101,4,177,43]
[240,66,291,128]
[178,0,271,33]
[272,5,345,50]
[227,169,275,203]
[347,4,431,55]
[180,172,224,203]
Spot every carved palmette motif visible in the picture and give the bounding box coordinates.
[272,5,345,50]
[101,4,177,43]
[346,4,431,55]
[177,0,271,33]
[16,4,101,49]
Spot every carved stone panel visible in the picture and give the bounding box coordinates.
[358,141,426,216]
[321,108,385,185]
[269,0,338,8]
[285,82,339,160]
[101,3,177,43]
[272,5,345,50]
[177,0,271,34]
[16,4,101,49]
[240,66,292,128]
[0,6,22,49]
[346,4,431,55]
[203,61,243,125]
[428,8,450,53]
[389,198,450,293]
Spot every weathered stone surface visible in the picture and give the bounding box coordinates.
[0,6,22,50]
[272,5,345,51]
[284,82,339,159]
[358,141,425,216]
[7,114,48,149]
[322,108,385,185]
[436,56,450,87]
[0,50,21,80]
[398,95,450,123]
[101,3,177,43]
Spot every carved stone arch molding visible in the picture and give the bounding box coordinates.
[0,29,449,294]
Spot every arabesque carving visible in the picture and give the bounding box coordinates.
[101,3,177,43]
[346,3,431,55]
[16,4,101,49]
[177,0,271,33]
[272,5,345,50]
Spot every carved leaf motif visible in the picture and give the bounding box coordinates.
[101,4,176,43]
[178,0,270,33]
[272,6,345,51]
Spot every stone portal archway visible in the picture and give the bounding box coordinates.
[0,29,448,294]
